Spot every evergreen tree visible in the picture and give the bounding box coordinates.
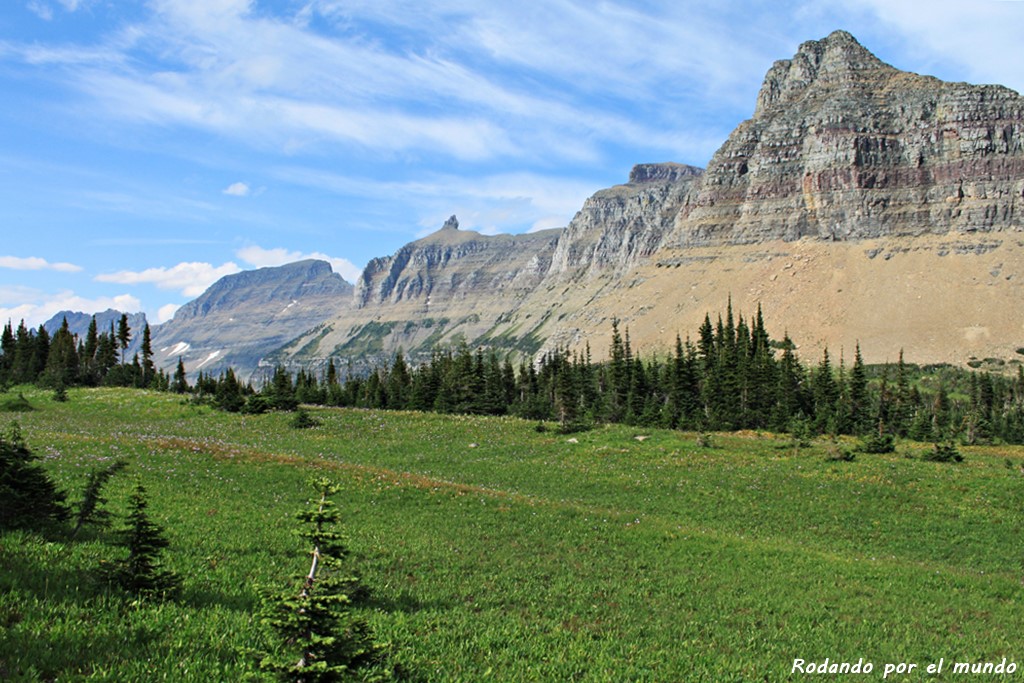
[848,343,869,435]
[257,477,385,681]
[607,320,629,422]
[116,314,131,365]
[102,483,180,599]
[96,326,118,380]
[265,365,299,411]
[80,316,100,385]
[43,318,79,388]
[386,351,411,410]
[0,321,15,384]
[0,421,68,530]
[140,323,156,388]
[215,368,246,412]
[171,358,190,393]
[31,325,50,383]
[811,348,839,434]
[554,353,583,432]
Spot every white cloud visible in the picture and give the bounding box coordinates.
[95,261,241,297]
[10,0,783,166]
[0,255,83,272]
[0,291,142,328]
[236,245,362,283]
[223,181,251,196]
[157,302,181,323]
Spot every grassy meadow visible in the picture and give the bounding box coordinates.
[2,386,1024,681]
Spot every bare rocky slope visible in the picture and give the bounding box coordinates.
[122,30,1024,380]
[149,259,352,381]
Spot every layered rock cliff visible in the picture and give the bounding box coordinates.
[547,163,702,279]
[274,220,562,369]
[670,30,1024,246]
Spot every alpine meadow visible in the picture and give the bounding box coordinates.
[3,383,1024,681]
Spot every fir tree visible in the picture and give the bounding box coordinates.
[102,483,180,599]
[44,318,79,389]
[171,357,189,394]
[257,477,385,681]
[140,323,156,387]
[116,314,131,365]
[848,343,869,434]
[0,421,68,530]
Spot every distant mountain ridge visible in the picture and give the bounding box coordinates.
[46,31,1024,380]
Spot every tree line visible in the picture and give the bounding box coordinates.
[194,304,1024,445]
[0,315,186,392]
[5,305,1024,444]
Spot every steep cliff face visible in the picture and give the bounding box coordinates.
[151,260,353,380]
[355,216,557,308]
[671,30,1024,246]
[547,163,702,279]
[277,219,562,368]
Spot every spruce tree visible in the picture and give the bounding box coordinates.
[102,483,180,599]
[0,421,68,530]
[171,358,189,393]
[116,314,131,365]
[257,477,385,681]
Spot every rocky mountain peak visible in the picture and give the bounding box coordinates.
[755,29,891,115]
[442,215,459,231]
[674,30,1024,247]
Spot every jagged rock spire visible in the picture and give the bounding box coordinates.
[442,215,459,230]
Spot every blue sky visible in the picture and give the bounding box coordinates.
[2,0,1023,327]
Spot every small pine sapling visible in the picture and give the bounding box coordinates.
[290,407,321,429]
[922,441,964,463]
[257,477,386,682]
[101,483,180,599]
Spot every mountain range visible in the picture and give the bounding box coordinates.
[46,30,1024,381]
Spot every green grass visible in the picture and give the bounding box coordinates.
[3,387,1024,681]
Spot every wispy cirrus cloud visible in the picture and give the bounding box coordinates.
[0,255,82,272]
[95,261,241,297]
[9,0,786,167]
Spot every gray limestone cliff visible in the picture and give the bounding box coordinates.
[547,163,703,279]
[670,30,1024,246]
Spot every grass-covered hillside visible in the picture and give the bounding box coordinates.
[2,387,1023,681]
